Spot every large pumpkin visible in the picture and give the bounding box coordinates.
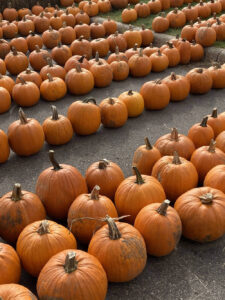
[16,220,77,277]
[204,164,225,193]
[162,72,190,101]
[36,150,87,219]
[195,24,216,47]
[115,166,166,223]
[128,48,152,77]
[0,284,37,300]
[152,152,198,202]
[174,187,225,242]
[0,129,10,163]
[88,216,147,282]
[0,183,46,243]
[5,47,29,75]
[134,200,182,256]
[186,68,213,94]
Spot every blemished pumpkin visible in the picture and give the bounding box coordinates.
[85,159,124,200]
[107,31,127,52]
[152,152,198,202]
[37,249,107,300]
[190,139,225,182]
[174,187,225,242]
[16,68,42,88]
[5,47,29,75]
[68,185,118,244]
[40,73,67,101]
[36,150,87,219]
[0,129,10,163]
[0,183,46,243]
[16,220,77,277]
[115,166,166,224]
[118,90,144,117]
[42,105,73,145]
[140,79,170,110]
[186,68,213,94]
[134,200,182,256]
[99,97,128,128]
[204,164,225,193]
[88,216,147,282]
[128,48,152,77]
[188,116,215,148]
[8,108,45,156]
[207,107,225,137]
[67,98,101,135]
[0,284,37,300]
[0,243,21,284]
[154,127,195,160]
[162,72,190,101]
[132,137,161,175]
[0,86,11,113]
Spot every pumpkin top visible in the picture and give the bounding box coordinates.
[98,159,110,169]
[211,107,218,118]
[172,151,182,165]
[82,97,97,105]
[170,127,179,141]
[18,76,27,85]
[106,215,121,240]
[64,251,78,273]
[51,105,59,120]
[37,220,50,235]
[47,73,54,82]
[212,62,221,69]
[90,185,100,200]
[156,199,170,216]
[199,193,213,204]
[11,46,18,56]
[49,150,62,171]
[19,108,29,124]
[133,166,145,184]
[200,116,208,127]
[11,183,22,202]
[144,137,153,150]
[208,139,216,153]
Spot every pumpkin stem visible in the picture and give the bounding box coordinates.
[90,185,100,200]
[95,51,99,62]
[170,72,176,80]
[78,35,84,41]
[51,105,59,120]
[106,215,121,240]
[49,150,62,171]
[139,48,143,57]
[156,200,170,216]
[11,183,22,202]
[212,62,221,69]
[47,73,54,82]
[199,193,213,204]
[29,31,35,36]
[75,64,82,73]
[37,220,50,235]
[57,41,62,48]
[133,166,144,184]
[157,49,162,56]
[46,57,53,67]
[141,24,145,30]
[64,251,78,273]
[144,137,153,150]
[98,159,110,169]
[208,139,216,153]
[83,98,96,104]
[128,90,133,96]
[18,76,26,85]
[11,46,17,56]
[200,116,208,127]
[171,128,179,141]
[35,45,40,52]
[197,68,203,74]
[26,68,32,74]
[211,107,218,118]
[172,151,181,165]
[109,98,115,105]
[19,108,28,124]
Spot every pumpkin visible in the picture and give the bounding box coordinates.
[135,3,150,18]
[204,165,225,193]
[125,43,139,60]
[107,31,127,52]
[32,1,44,15]
[59,22,76,45]
[152,152,198,202]
[207,107,225,137]
[9,37,28,54]
[123,25,142,48]
[182,3,199,22]
[0,183,46,243]
[67,98,101,135]
[140,79,170,110]
[66,64,94,95]
[188,116,215,148]
[0,87,11,114]
[152,13,169,33]
[45,3,55,13]
[128,48,152,77]
[75,10,90,25]
[103,17,117,35]
[174,187,225,242]
[74,21,90,39]
[16,220,77,277]
[34,12,50,33]
[162,72,190,101]
[194,17,207,29]
[118,90,144,117]
[215,131,225,155]
[37,249,107,300]
[110,0,128,8]
[98,0,112,13]
[212,18,225,41]
[91,38,110,58]
[42,26,61,49]
[68,3,80,16]
[115,166,165,224]
[0,39,10,59]
[122,5,138,24]
[181,22,197,42]
[195,24,216,47]
[208,62,225,89]
[197,0,211,18]
[148,0,162,13]
[51,42,72,66]
[70,35,92,59]
[149,50,169,72]
[29,45,51,72]
[190,40,204,62]
[12,77,40,107]
[90,60,113,88]
[2,22,18,39]
[61,0,74,6]
[219,0,225,10]
[0,284,37,300]
[154,128,195,159]
[140,25,153,47]
[40,58,66,81]
[159,0,170,9]
[0,243,21,284]
[190,139,225,182]
[36,150,87,219]
[170,0,184,6]
[18,17,34,36]
[16,68,42,88]
[208,12,217,25]
[42,105,73,145]
[5,47,28,76]
[186,68,213,94]
[83,1,99,17]
[134,200,182,256]
[40,73,67,102]
[176,38,191,65]
[68,185,118,244]
[26,31,43,52]
[18,8,31,20]
[161,42,180,67]
[99,97,128,128]
[143,43,159,56]
[132,137,161,175]
[60,9,76,27]
[0,73,15,95]
[108,46,128,63]
[110,58,129,81]
[167,8,186,28]
[65,54,90,72]
[3,2,18,22]
[0,58,6,75]
[169,34,181,47]
[85,159,124,200]
[88,216,147,282]
[0,129,10,163]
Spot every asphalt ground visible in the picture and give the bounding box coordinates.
[0,61,225,299]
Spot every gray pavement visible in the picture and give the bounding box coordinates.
[1,61,225,299]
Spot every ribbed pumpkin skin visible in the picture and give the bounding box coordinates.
[204,165,225,193]
[0,129,10,163]
[37,249,108,300]
[88,222,147,282]
[0,284,37,300]
[134,202,182,256]
[188,120,214,148]
[174,187,225,242]
[16,220,77,277]
[0,243,21,284]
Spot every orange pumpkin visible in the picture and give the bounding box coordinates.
[204,164,225,193]
[190,40,204,62]
[208,62,225,89]
[40,57,66,80]
[118,90,144,117]
[176,38,191,65]
[150,50,169,72]
[29,45,52,72]
[5,47,29,75]
[3,2,18,21]
[128,48,152,77]
[161,42,180,67]
[166,8,186,28]
[122,4,137,24]
[40,73,67,101]
[0,39,10,59]
[90,60,113,88]
[123,25,142,49]
[135,3,150,18]
[103,17,117,35]
[16,68,42,88]
[162,72,190,101]
[0,73,15,95]
[91,38,109,57]
[143,43,159,56]
[64,54,90,72]
[207,107,225,137]
[70,35,92,59]
[110,57,129,81]
[0,129,10,163]
[0,86,11,113]
[18,16,34,36]
[195,24,216,47]
[152,12,169,33]
[9,37,28,54]
[197,0,211,18]
[148,0,162,13]
[0,284,37,299]
[34,12,50,33]
[60,9,76,27]
[51,42,72,66]
[26,31,43,52]
[75,10,90,25]
[108,46,128,63]
[42,26,61,49]
[182,3,199,22]
[107,31,127,52]
[186,68,213,94]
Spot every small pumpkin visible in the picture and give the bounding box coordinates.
[125,43,139,60]
[29,45,51,72]
[59,22,76,45]
[150,50,169,72]
[40,57,66,80]
[110,57,129,81]
[128,48,152,77]
[176,38,191,65]
[34,12,50,33]
[162,72,190,101]
[98,0,112,13]
[91,38,109,57]
[32,1,44,15]
[159,0,170,9]
[64,54,90,72]
[40,73,67,102]
[75,10,90,25]
[50,12,63,30]
[26,31,43,52]
[190,40,204,62]
[90,22,106,39]
[0,59,5,75]
[0,86,11,114]
[0,129,10,163]
[103,17,117,35]
[83,1,99,17]
[16,68,42,88]
[3,2,18,22]
[70,35,92,59]
[167,8,186,28]
[74,21,90,39]
[212,18,225,41]
[132,137,161,175]
[123,25,142,48]
[67,98,101,135]
[9,37,28,54]
[143,43,159,56]
[51,42,72,66]
[0,284,37,300]
[207,107,225,137]
[5,47,29,76]
[161,42,180,67]
[0,73,15,95]
[42,26,61,49]
[186,68,213,94]
[208,62,225,89]
[118,90,144,117]
[182,3,199,22]
[135,3,150,18]
[2,21,18,39]
[152,12,169,33]
[195,24,216,47]
[181,21,197,42]
[134,200,182,256]
[148,0,162,13]
[60,9,76,27]
[107,31,127,52]
[0,39,10,59]
[108,46,128,63]
[204,164,225,193]
[174,187,225,242]
[18,16,35,36]
[90,60,113,88]
[122,4,138,24]
[197,0,211,18]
